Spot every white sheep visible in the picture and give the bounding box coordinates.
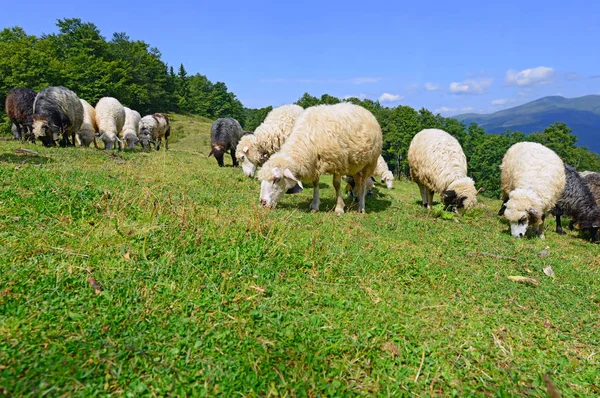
[75,99,98,148]
[95,97,125,150]
[120,107,141,150]
[139,114,170,151]
[498,142,566,239]
[374,155,394,189]
[236,104,304,178]
[258,103,382,214]
[407,128,478,214]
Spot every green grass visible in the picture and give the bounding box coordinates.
[1,114,599,396]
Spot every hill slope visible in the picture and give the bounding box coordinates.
[1,115,599,396]
[455,95,600,152]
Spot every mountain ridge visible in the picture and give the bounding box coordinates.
[454,95,600,152]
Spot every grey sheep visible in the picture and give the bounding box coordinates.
[551,164,600,242]
[209,118,244,167]
[32,86,83,147]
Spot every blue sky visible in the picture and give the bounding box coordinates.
[2,0,599,114]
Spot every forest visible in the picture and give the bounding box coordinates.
[2,18,599,198]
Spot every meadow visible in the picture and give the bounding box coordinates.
[0,114,598,396]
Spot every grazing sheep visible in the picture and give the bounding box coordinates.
[75,99,98,148]
[139,113,170,151]
[408,128,478,214]
[5,88,36,142]
[550,164,600,242]
[258,103,382,214]
[95,97,125,150]
[498,142,565,239]
[374,155,394,189]
[120,107,141,150]
[32,86,83,147]
[236,104,304,177]
[210,118,244,167]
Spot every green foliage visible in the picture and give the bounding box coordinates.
[0,18,244,130]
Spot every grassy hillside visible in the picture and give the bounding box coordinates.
[455,95,600,152]
[1,114,599,396]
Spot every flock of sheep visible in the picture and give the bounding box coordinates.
[208,102,600,243]
[4,86,600,243]
[5,86,171,151]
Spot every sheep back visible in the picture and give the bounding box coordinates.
[583,173,600,206]
[555,165,600,230]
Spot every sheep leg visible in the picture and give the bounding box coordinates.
[554,209,566,235]
[231,148,238,167]
[165,136,169,151]
[310,177,321,212]
[568,220,575,231]
[332,174,345,214]
[418,183,428,208]
[427,189,434,209]
[591,227,599,243]
[156,137,162,151]
[538,215,546,239]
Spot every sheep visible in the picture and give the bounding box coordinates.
[550,164,600,242]
[258,102,382,214]
[5,88,36,143]
[32,86,83,147]
[498,142,565,239]
[375,155,394,189]
[139,113,170,151]
[75,99,98,148]
[209,118,244,167]
[120,107,141,150]
[95,97,125,150]
[236,104,304,177]
[407,128,478,214]
[579,171,595,178]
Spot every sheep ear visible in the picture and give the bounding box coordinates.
[286,183,303,194]
[283,168,298,182]
[208,148,215,157]
[272,167,282,181]
[528,207,539,216]
[243,146,249,153]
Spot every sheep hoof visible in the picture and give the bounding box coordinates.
[335,207,344,214]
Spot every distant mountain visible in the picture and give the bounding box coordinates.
[454,95,600,153]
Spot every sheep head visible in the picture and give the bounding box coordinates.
[259,167,303,209]
[504,189,544,238]
[209,143,226,167]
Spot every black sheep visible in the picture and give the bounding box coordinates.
[5,88,36,143]
[551,164,600,242]
[209,118,244,167]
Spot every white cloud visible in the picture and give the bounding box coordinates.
[449,78,493,95]
[461,106,475,112]
[491,99,508,105]
[260,77,383,84]
[504,66,554,87]
[379,93,403,103]
[424,82,440,91]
